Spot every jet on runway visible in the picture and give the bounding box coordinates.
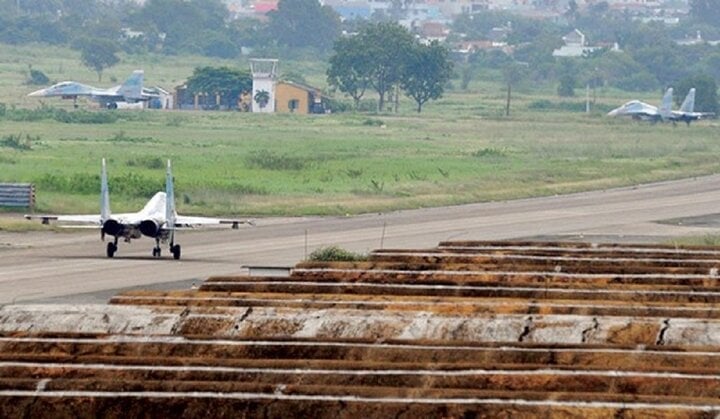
[607,87,714,125]
[28,70,158,109]
[26,160,253,259]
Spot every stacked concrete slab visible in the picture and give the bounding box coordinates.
[2,241,720,417]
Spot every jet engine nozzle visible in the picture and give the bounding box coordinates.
[102,219,124,237]
[139,220,161,238]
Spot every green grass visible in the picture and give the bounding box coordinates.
[0,215,76,233]
[1,44,719,217]
[665,235,720,247]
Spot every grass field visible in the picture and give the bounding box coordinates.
[1,44,719,217]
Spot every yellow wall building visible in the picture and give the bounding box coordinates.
[274,81,324,114]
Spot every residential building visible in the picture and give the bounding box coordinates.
[552,29,601,57]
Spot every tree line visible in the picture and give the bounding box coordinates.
[328,23,452,113]
[460,2,720,93]
[181,23,453,114]
[0,0,341,58]
[2,0,719,110]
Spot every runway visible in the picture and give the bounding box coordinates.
[2,175,720,304]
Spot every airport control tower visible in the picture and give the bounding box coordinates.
[250,59,278,113]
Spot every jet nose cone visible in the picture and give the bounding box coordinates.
[27,88,47,97]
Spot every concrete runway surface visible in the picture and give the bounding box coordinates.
[2,175,720,304]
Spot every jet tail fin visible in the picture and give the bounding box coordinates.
[680,88,696,113]
[117,70,144,101]
[100,158,110,222]
[659,87,673,116]
[165,160,176,232]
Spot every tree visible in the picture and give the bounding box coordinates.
[254,90,270,109]
[699,52,720,82]
[131,0,230,54]
[267,0,341,52]
[557,75,576,97]
[356,22,416,111]
[77,38,120,82]
[502,61,526,116]
[460,64,474,91]
[197,32,239,59]
[674,74,719,114]
[690,0,720,28]
[401,41,453,113]
[327,35,370,109]
[564,0,579,23]
[186,66,252,109]
[587,50,658,92]
[631,43,688,87]
[556,59,577,97]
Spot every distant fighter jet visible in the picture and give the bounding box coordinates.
[28,70,158,109]
[666,88,715,125]
[608,87,714,126]
[26,159,253,259]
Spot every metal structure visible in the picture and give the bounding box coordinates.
[0,183,34,209]
[250,58,278,113]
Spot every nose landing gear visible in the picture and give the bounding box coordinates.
[106,237,119,258]
[152,237,162,258]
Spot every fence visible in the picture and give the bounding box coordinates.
[0,183,35,209]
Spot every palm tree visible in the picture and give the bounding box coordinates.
[254,90,270,109]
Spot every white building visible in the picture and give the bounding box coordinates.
[552,29,601,58]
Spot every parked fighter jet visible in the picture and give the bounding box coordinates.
[666,88,715,125]
[27,70,158,109]
[25,159,253,259]
[607,87,674,122]
[607,88,713,125]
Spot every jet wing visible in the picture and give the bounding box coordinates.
[25,214,101,225]
[24,212,144,226]
[173,215,254,229]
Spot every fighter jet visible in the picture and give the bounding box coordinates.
[25,160,253,260]
[608,88,713,126]
[27,70,158,109]
[666,88,715,126]
[607,88,674,123]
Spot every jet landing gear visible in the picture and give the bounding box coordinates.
[106,237,119,258]
[152,238,181,260]
[152,238,162,258]
[170,244,181,260]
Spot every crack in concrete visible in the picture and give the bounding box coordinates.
[170,307,190,335]
[581,318,600,343]
[518,316,534,343]
[234,307,253,332]
[656,319,671,346]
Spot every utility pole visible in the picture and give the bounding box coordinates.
[585,83,590,113]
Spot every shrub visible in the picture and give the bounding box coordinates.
[36,173,99,195]
[3,105,118,124]
[53,109,118,124]
[362,118,384,127]
[107,132,157,143]
[26,69,50,85]
[308,246,366,262]
[36,172,162,198]
[245,150,307,171]
[472,147,507,158]
[1,134,36,151]
[126,156,164,169]
[322,97,351,113]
